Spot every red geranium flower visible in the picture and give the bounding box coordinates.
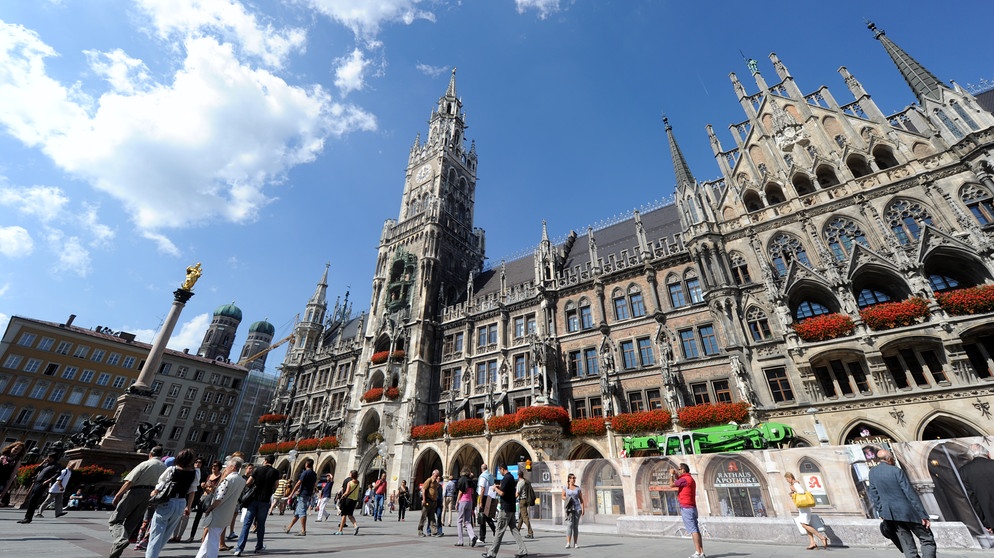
[677,402,750,430]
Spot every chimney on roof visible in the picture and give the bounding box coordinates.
[183,348,189,354]
[64,314,76,327]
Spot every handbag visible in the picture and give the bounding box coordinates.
[792,490,816,508]
[148,467,176,507]
[238,484,257,508]
[197,491,215,513]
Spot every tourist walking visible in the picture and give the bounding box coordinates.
[516,474,535,539]
[171,457,204,542]
[233,453,279,557]
[454,468,478,548]
[397,479,410,521]
[36,462,73,518]
[0,441,26,506]
[334,470,361,535]
[109,447,166,558]
[418,470,440,536]
[269,473,291,515]
[442,473,457,527]
[18,454,61,524]
[562,472,583,548]
[785,472,828,550]
[868,449,936,558]
[960,443,994,534]
[477,464,496,543]
[481,463,527,558]
[316,473,334,522]
[671,463,705,558]
[144,449,200,558]
[373,472,388,521]
[285,458,316,536]
[188,460,221,542]
[194,457,245,558]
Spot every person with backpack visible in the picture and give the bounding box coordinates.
[454,468,478,547]
[418,470,440,536]
[516,474,535,539]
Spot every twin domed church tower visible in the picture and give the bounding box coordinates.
[265,22,994,490]
[198,302,276,373]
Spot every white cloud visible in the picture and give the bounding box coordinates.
[334,48,369,95]
[416,63,448,78]
[0,282,9,297]
[131,312,209,352]
[515,0,561,19]
[167,312,211,351]
[78,203,115,247]
[46,229,91,277]
[0,22,376,244]
[85,48,150,94]
[141,231,181,256]
[0,226,34,257]
[305,0,435,39]
[135,0,306,68]
[0,185,69,222]
[0,313,9,336]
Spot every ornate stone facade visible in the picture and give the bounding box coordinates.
[267,25,994,509]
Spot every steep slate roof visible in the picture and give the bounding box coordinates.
[471,203,682,300]
[322,314,365,345]
[976,88,994,114]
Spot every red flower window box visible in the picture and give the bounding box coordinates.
[319,436,339,450]
[677,402,750,430]
[937,284,994,316]
[385,387,401,400]
[371,350,406,365]
[569,417,607,437]
[610,409,672,435]
[792,313,855,342]
[411,422,444,440]
[258,413,288,425]
[297,438,320,451]
[859,297,929,330]
[448,418,486,437]
[259,443,278,455]
[516,405,570,427]
[276,441,297,453]
[487,414,519,433]
[362,387,384,402]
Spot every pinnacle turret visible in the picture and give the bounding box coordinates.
[664,116,696,190]
[868,21,946,104]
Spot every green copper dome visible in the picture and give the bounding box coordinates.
[249,320,275,336]
[214,302,242,321]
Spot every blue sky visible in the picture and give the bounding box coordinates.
[0,0,991,371]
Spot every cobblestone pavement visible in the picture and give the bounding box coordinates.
[0,508,986,557]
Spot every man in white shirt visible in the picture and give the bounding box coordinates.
[477,464,496,543]
[36,463,73,518]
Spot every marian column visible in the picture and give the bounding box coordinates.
[100,264,202,453]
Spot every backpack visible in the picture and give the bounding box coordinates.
[521,480,536,504]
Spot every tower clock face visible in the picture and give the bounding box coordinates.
[416,164,433,183]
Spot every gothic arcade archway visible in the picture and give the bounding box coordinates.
[493,440,532,470]
[413,447,443,487]
[704,455,772,517]
[567,443,603,460]
[589,461,626,516]
[920,414,982,440]
[634,457,679,515]
[316,455,337,478]
[449,443,484,479]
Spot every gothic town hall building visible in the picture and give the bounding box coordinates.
[264,23,994,488]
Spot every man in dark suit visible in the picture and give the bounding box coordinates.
[960,443,994,533]
[868,449,936,558]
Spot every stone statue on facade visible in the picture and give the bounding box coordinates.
[70,415,116,449]
[730,355,757,406]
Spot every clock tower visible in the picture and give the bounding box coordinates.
[356,69,485,478]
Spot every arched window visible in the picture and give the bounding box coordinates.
[846,155,873,178]
[872,145,899,170]
[564,301,579,333]
[746,307,772,342]
[768,233,811,276]
[797,459,831,506]
[961,183,994,225]
[885,199,934,244]
[816,166,840,188]
[950,100,979,131]
[684,196,700,223]
[612,288,629,321]
[743,190,763,212]
[792,174,815,196]
[593,463,626,515]
[684,270,704,304]
[935,108,964,139]
[824,217,869,260]
[628,285,647,318]
[857,288,891,308]
[729,252,751,285]
[928,274,960,292]
[796,300,830,320]
[578,299,594,330]
[765,183,786,205]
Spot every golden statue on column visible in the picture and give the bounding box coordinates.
[181,262,202,291]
